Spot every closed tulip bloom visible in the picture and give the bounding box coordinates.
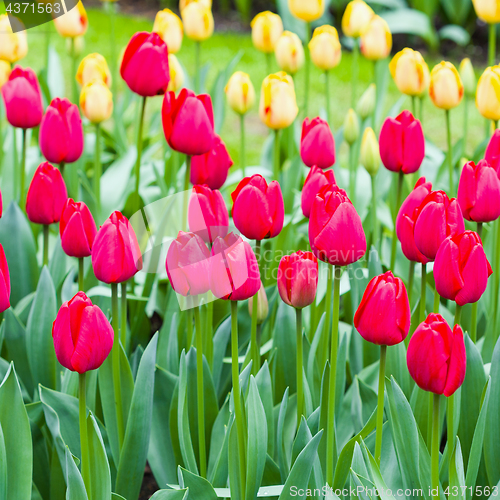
[0,244,10,313]
[356,84,376,120]
[26,162,68,225]
[389,48,430,97]
[52,292,114,373]
[162,88,215,156]
[92,211,143,284]
[288,0,325,21]
[343,108,360,145]
[476,66,500,121]
[342,0,375,38]
[309,25,342,71]
[301,166,336,218]
[309,184,367,266]
[0,15,28,62]
[407,314,466,397]
[429,61,464,110]
[0,61,11,90]
[39,98,84,164]
[354,271,410,346]
[485,129,500,174]
[153,9,183,53]
[379,110,425,174]
[275,31,305,75]
[1,66,43,129]
[167,54,184,92]
[166,231,211,296]
[459,58,476,98]
[225,71,256,115]
[181,2,214,42]
[251,11,283,53]
[472,0,500,23]
[59,199,97,258]
[300,117,336,169]
[277,251,318,309]
[248,282,269,324]
[188,185,229,243]
[360,15,392,61]
[210,233,260,301]
[80,80,113,124]
[190,135,233,189]
[360,127,380,176]
[180,0,211,10]
[54,1,88,37]
[413,190,465,261]
[76,53,111,87]
[259,72,298,130]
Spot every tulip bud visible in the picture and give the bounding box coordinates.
[0,243,10,313]
[472,0,500,24]
[389,48,430,97]
[342,0,375,38]
[153,9,183,54]
[0,61,11,90]
[354,271,410,346]
[80,80,113,124]
[52,292,114,373]
[275,31,305,75]
[288,0,325,22]
[0,15,28,62]
[259,72,298,130]
[300,117,336,169]
[356,83,376,120]
[301,166,336,218]
[429,61,464,110]
[250,11,283,54]
[476,65,500,121]
[343,109,360,145]
[181,3,214,42]
[360,127,380,176]
[407,314,466,397]
[180,0,212,10]
[485,129,500,174]
[167,54,184,93]
[225,71,256,115]
[59,199,97,258]
[459,58,476,98]
[248,282,269,324]
[54,1,88,38]
[309,25,342,71]
[76,53,111,87]
[360,15,392,61]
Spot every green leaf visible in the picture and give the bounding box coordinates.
[64,448,88,500]
[450,438,466,499]
[228,418,242,500]
[207,398,230,487]
[150,489,188,500]
[438,25,470,46]
[0,413,7,500]
[255,361,275,458]
[381,9,438,48]
[361,441,396,500]
[87,414,112,500]
[178,467,218,499]
[440,0,472,24]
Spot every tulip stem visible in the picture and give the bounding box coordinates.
[375,344,387,466]
[390,172,404,270]
[471,224,483,343]
[349,143,357,206]
[445,110,454,194]
[431,393,441,499]
[304,22,311,118]
[490,23,497,67]
[371,173,378,252]
[433,288,440,313]
[411,96,417,116]
[134,96,147,212]
[266,52,272,76]
[250,240,261,376]
[94,124,101,218]
[296,307,303,428]
[183,155,192,231]
[20,128,27,211]
[273,129,281,181]
[231,300,247,499]
[193,305,206,478]
[195,42,201,93]
[121,282,127,349]
[351,38,360,108]
[323,71,330,126]
[462,97,469,158]
[43,225,49,267]
[494,219,500,345]
[408,261,415,307]
[420,263,426,323]
[78,258,84,291]
[240,114,246,178]
[70,37,78,105]
[79,373,92,500]
[321,264,333,370]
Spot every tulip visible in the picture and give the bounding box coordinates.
[360,15,392,61]
[429,61,464,110]
[231,174,284,241]
[190,135,233,189]
[248,283,269,324]
[162,88,215,156]
[181,2,214,42]
[301,166,336,218]
[188,185,229,243]
[309,25,342,71]
[300,117,336,169]
[180,0,212,9]
[52,291,114,373]
[485,129,500,174]
[120,32,170,97]
[167,54,184,93]
[274,31,305,75]
[53,1,88,37]
[39,97,84,164]
[288,0,325,21]
[59,199,97,259]
[379,110,425,174]
[153,8,183,53]
[459,58,476,98]
[389,48,430,97]
[343,108,360,145]
[0,244,10,313]
[0,14,28,62]
[76,53,111,87]
[413,190,465,261]
[360,127,380,176]
[80,80,113,124]
[476,66,500,121]
[356,84,376,120]
[225,71,256,115]
[92,211,143,284]
[342,0,375,38]
[250,11,283,54]
[26,162,68,225]
[0,61,10,90]
[259,72,298,130]
[472,0,500,24]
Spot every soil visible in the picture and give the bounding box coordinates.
[139,464,161,499]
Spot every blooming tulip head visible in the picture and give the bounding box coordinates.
[288,0,325,21]
[389,48,430,97]
[0,244,10,313]
[360,15,392,61]
[181,2,214,42]
[301,166,336,219]
[277,251,318,309]
[476,66,500,121]
[485,129,500,175]
[92,211,143,284]
[300,117,336,169]
[342,0,375,38]
[354,271,410,346]
[259,72,298,130]
[1,66,43,129]
[225,71,255,115]
[0,61,11,90]
[250,11,283,53]
[80,80,113,124]
[407,314,466,397]
[76,53,111,87]
[309,184,367,266]
[429,61,464,110]
[121,32,170,97]
[39,97,84,164]
[153,8,183,53]
[231,175,284,241]
[379,110,425,175]
[309,25,342,71]
[59,199,97,258]
[163,88,215,156]
[52,292,113,373]
[0,15,28,62]
[53,1,88,37]
[167,54,184,93]
[360,127,380,176]
[275,31,305,75]
[26,162,68,226]
[459,58,476,98]
[472,0,500,24]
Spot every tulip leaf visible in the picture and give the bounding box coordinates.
[207,398,230,487]
[255,361,275,458]
[440,0,472,25]
[361,440,397,500]
[0,423,7,500]
[87,413,112,500]
[227,418,242,500]
[178,467,218,499]
[450,438,466,499]
[150,490,188,500]
[277,387,290,482]
[381,8,438,48]
[64,447,88,500]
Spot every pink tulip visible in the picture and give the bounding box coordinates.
[485,129,500,176]
[301,166,336,218]
[0,244,10,314]
[59,199,97,258]
[300,117,336,169]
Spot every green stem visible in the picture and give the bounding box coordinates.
[433,288,440,313]
[371,173,378,251]
[349,143,357,206]
[408,261,415,306]
[250,240,261,376]
[390,172,404,270]
[266,52,272,76]
[375,345,387,466]
[490,23,497,67]
[195,42,201,93]
[411,96,417,116]
[470,223,483,343]
[420,263,426,323]
[186,307,193,348]
[94,124,101,218]
[494,219,500,341]
[351,38,359,108]
[273,129,281,181]
[325,71,331,125]
[79,373,91,499]
[134,97,147,211]
[183,155,192,230]
[462,97,469,158]
[445,110,453,194]
[13,127,18,198]
[71,37,78,104]
[321,264,333,370]
[431,393,441,499]
[419,96,424,124]
[240,114,246,178]
[78,257,84,291]
[43,225,49,267]
[121,282,127,349]
[296,307,303,427]
[193,306,206,478]
[45,27,51,73]
[20,128,26,211]
[304,22,311,117]
[206,299,214,368]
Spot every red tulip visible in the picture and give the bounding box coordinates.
[485,129,500,176]
[120,32,170,97]
[92,211,143,284]
[231,174,284,241]
[190,135,233,190]
[210,232,260,301]
[300,117,336,169]
[277,251,318,309]
[379,110,425,174]
[162,88,215,156]
[1,66,43,129]
[26,162,68,225]
[59,199,97,258]
[413,190,465,261]
[354,271,410,346]
[0,244,11,313]
[301,166,336,218]
[39,98,84,164]
[407,313,466,397]
[457,160,500,223]
[52,291,114,373]
[396,177,432,264]
[309,184,366,266]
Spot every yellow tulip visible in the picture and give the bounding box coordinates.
[54,1,88,38]
[181,2,214,42]
[250,11,283,53]
[76,53,111,87]
[275,31,305,75]
[179,0,211,10]
[225,71,256,115]
[0,14,28,63]
[259,72,298,130]
[459,58,476,98]
[309,25,341,71]
[360,15,392,61]
[360,127,380,176]
[476,66,500,121]
[167,54,184,92]
[342,0,375,38]
[429,61,464,110]
[389,48,430,96]
[0,61,11,90]
[153,9,183,54]
[288,0,325,22]
[472,0,500,24]
[80,80,113,123]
